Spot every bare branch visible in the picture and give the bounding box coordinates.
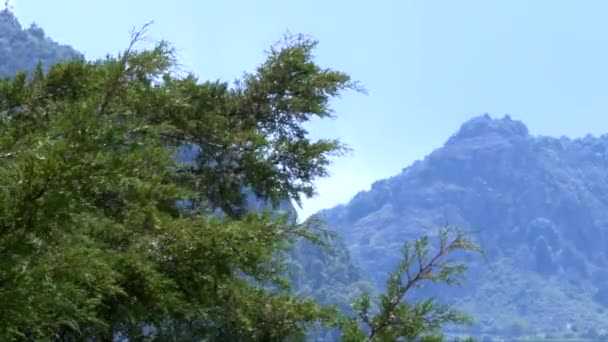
[98,21,154,116]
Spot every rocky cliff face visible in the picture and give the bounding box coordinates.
[0,9,82,78]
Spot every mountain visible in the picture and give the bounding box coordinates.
[319,114,608,339]
[0,9,82,78]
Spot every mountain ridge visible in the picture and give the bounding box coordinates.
[319,114,608,337]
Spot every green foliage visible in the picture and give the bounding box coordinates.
[0,21,363,340]
[337,228,481,341]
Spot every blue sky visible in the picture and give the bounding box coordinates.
[11,0,608,218]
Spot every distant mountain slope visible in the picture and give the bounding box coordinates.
[0,9,82,77]
[319,114,608,339]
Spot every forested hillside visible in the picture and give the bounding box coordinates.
[319,114,608,339]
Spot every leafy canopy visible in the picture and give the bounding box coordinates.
[0,24,361,341]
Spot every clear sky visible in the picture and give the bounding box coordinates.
[11,0,608,218]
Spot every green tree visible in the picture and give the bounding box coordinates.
[0,23,362,341]
[338,228,481,342]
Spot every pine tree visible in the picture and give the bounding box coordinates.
[338,228,481,342]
